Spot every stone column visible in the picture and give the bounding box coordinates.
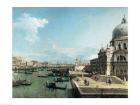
[106,63,111,75]
[106,47,114,76]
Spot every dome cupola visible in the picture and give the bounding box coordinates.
[112,16,128,39]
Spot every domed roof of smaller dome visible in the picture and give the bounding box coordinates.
[112,17,128,39]
[99,48,106,53]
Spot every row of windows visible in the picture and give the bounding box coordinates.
[112,69,127,74]
[117,55,126,61]
[115,43,127,50]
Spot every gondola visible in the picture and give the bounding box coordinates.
[12,79,26,87]
[47,73,54,76]
[55,77,69,82]
[21,80,32,86]
[45,81,67,90]
[37,75,48,78]
[25,72,33,74]
[55,77,63,82]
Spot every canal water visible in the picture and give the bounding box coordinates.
[12,69,74,98]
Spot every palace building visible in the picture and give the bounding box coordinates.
[90,17,128,80]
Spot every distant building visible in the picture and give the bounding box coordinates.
[12,56,49,69]
[90,17,128,80]
[74,58,90,71]
[83,64,92,73]
[40,61,48,67]
[90,58,99,73]
[74,65,85,71]
[12,56,26,68]
[12,56,22,69]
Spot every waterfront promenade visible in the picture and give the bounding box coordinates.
[70,72,128,98]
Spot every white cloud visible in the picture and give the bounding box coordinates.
[13,13,48,44]
[50,42,77,58]
[49,41,99,61]
[13,35,98,63]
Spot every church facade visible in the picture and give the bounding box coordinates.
[90,17,128,80]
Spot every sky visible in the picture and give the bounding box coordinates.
[12,7,128,63]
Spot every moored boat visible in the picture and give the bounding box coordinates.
[13,79,26,87]
[45,81,67,90]
[25,72,33,74]
[21,80,32,86]
[55,77,69,82]
[37,74,48,78]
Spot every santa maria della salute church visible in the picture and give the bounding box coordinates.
[90,16,128,80]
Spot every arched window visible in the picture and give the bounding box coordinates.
[117,56,119,61]
[120,55,123,61]
[123,43,127,49]
[118,43,121,50]
[123,56,126,61]
[119,55,126,61]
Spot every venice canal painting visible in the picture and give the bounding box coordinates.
[12,7,128,98]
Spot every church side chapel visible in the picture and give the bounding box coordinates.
[91,16,128,80]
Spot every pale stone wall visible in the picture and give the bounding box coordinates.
[74,65,85,71]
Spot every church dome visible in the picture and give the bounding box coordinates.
[99,48,106,53]
[112,17,128,39]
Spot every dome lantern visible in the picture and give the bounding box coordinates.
[121,15,127,24]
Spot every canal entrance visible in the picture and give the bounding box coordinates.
[12,68,74,98]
